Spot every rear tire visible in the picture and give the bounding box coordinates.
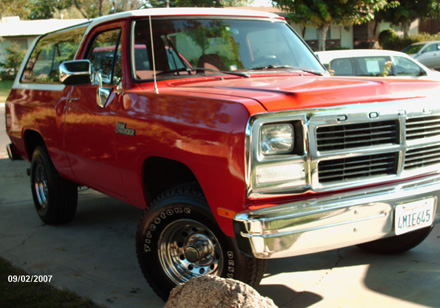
[30,146,78,225]
[136,183,267,301]
[357,226,433,254]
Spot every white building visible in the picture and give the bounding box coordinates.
[0,17,86,68]
[235,6,419,50]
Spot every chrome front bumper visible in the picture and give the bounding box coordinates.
[233,174,440,259]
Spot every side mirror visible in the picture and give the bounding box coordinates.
[93,71,112,109]
[59,60,92,85]
[419,68,428,77]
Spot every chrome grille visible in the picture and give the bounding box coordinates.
[247,98,440,198]
[405,145,440,170]
[316,121,399,152]
[318,153,398,183]
[406,116,440,140]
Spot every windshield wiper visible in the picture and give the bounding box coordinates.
[155,68,194,76]
[297,68,324,76]
[250,65,294,70]
[155,67,249,78]
[250,65,324,76]
[195,67,250,78]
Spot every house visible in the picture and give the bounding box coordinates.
[0,17,86,68]
[233,6,419,51]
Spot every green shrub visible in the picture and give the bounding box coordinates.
[378,28,399,50]
[379,29,440,51]
[0,42,26,81]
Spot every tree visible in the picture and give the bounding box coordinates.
[71,0,111,18]
[274,0,398,51]
[23,0,251,20]
[26,0,146,19]
[111,0,144,13]
[0,42,26,80]
[375,0,440,37]
[27,0,70,19]
[0,0,30,19]
[148,0,252,7]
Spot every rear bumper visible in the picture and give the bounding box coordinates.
[233,174,440,259]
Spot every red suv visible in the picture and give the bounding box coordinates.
[5,8,440,300]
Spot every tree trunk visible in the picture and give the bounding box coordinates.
[317,24,329,51]
[402,21,410,37]
[73,0,89,19]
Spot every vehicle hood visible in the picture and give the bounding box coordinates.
[166,75,440,112]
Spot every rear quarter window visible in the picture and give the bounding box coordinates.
[21,25,88,84]
[329,58,354,76]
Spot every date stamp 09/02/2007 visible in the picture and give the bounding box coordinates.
[7,275,53,283]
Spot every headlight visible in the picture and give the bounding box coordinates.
[260,123,294,155]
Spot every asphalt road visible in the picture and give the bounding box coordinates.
[1,104,439,308]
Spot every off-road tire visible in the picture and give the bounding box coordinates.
[30,146,78,224]
[136,183,267,301]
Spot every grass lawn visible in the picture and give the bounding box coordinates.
[0,257,102,308]
[0,80,13,102]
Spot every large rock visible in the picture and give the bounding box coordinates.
[164,275,278,308]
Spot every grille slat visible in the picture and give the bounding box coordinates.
[406,123,440,132]
[314,115,440,186]
[405,145,440,170]
[317,121,398,151]
[406,116,440,140]
[319,136,398,149]
[318,153,398,183]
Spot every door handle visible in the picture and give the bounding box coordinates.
[67,97,79,103]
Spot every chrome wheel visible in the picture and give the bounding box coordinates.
[136,183,267,301]
[30,146,77,225]
[34,164,49,210]
[158,219,223,284]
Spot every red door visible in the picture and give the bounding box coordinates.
[64,24,127,199]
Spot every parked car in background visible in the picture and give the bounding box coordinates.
[316,49,440,80]
[401,41,440,70]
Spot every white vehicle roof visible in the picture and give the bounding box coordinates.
[315,49,440,80]
[88,8,282,29]
[316,49,416,65]
[408,40,440,46]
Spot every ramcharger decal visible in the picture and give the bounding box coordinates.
[116,122,135,136]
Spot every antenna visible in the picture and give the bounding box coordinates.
[149,15,159,94]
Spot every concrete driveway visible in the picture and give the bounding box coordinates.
[1,104,439,308]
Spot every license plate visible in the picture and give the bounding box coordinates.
[395,198,435,236]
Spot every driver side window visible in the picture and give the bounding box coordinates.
[424,43,439,53]
[394,56,423,76]
[88,29,122,85]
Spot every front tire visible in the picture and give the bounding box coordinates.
[357,226,434,254]
[136,183,267,301]
[30,146,78,225]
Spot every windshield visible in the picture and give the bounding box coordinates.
[330,56,392,76]
[132,17,325,80]
[402,44,425,54]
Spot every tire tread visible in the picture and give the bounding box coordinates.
[136,182,267,301]
[31,146,77,225]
